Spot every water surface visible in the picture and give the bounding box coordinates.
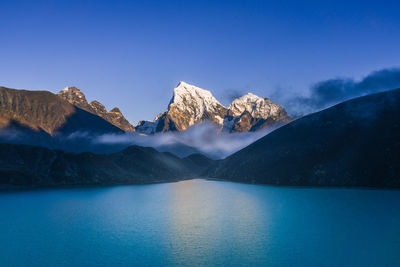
[1,179,399,266]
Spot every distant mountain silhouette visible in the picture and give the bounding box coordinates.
[207,88,400,188]
[0,143,213,188]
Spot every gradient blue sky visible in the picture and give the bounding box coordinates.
[1,0,400,124]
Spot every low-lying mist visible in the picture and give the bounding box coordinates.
[94,123,277,159]
[0,123,277,159]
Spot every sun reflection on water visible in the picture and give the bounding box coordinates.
[166,179,271,265]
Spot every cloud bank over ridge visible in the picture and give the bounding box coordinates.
[281,67,400,115]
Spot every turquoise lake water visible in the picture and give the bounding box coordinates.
[1,179,399,266]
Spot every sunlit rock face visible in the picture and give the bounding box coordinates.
[0,86,76,134]
[228,93,287,120]
[0,86,122,136]
[160,81,228,131]
[58,87,135,132]
[136,82,291,134]
[225,93,291,132]
[57,87,89,111]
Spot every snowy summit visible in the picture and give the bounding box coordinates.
[135,81,290,134]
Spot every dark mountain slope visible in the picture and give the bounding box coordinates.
[0,143,213,188]
[183,153,215,174]
[207,89,400,188]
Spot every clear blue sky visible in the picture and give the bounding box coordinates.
[1,0,399,124]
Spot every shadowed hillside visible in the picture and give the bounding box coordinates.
[207,89,400,188]
[0,143,213,188]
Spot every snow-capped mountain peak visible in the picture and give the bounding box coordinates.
[135,81,291,134]
[228,93,281,119]
[168,81,227,128]
[171,81,225,108]
[136,82,228,133]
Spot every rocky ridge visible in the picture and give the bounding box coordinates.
[58,87,135,132]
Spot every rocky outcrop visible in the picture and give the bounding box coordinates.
[58,87,135,132]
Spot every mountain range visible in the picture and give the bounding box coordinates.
[0,83,399,189]
[136,81,291,133]
[0,82,290,136]
[0,82,291,157]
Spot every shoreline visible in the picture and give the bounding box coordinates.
[1,177,400,192]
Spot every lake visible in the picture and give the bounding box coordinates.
[1,179,399,266]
